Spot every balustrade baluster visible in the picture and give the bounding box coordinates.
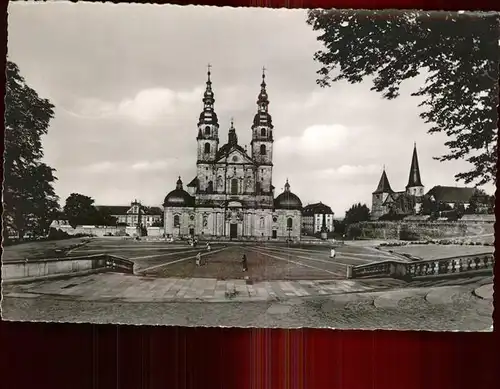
[432,261,439,275]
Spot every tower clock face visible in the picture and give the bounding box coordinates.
[232,156,238,162]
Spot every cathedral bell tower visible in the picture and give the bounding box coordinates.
[251,68,274,196]
[196,64,219,163]
[251,67,274,166]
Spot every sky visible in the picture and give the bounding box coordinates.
[7,3,496,217]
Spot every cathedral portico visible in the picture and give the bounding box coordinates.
[163,67,303,241]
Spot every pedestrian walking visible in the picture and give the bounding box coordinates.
[241,254,248,272]
[196,252,202,266]
[330,248,336,259]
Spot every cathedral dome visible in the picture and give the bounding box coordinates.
[274,180,303,210]
[163,177,194,208]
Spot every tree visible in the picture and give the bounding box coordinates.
[333,219,346,235]
[421,195,438,216]
[307,10,499,186]
[467,188,492,214]
[344,203,371,225]
[63,193,98,228]
[93,208,118,226]
[24,163,61,235]
[3,60,59,239]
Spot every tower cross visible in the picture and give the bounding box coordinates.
[262,66,267,78]
[207,63,212,81]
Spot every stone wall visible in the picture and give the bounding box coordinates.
[3,254,135,284]
[52,225,159,237]
[356,220,494,240]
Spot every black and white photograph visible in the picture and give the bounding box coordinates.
[2,3,497,331]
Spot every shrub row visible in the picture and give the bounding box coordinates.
[379,239,492,247]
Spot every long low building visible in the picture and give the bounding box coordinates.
[96,200,163,227]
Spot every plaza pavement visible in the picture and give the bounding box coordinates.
[64,239,406,278]
[1,238,493,330]
[2,274,493,331]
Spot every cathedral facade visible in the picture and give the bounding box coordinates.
[163,68,303,241]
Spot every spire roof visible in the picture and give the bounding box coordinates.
[198,64,219,127]
[257,66,269,108]
[373,169,394,194]
[406,143,423,188]
[252,67,273,129]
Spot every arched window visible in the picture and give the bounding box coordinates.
[173,215,180,228]
[287,218,293,229]
[231,178,238,195]
[204,126,211,136]
[261,128,266,137]
[260,144,266,155]
[204,143,210,154]
[207,181,214,193]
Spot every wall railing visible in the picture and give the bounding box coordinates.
[347,252,494,280]
[2,254,135,284]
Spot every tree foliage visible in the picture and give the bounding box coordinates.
[344,202,371,225]
[467,188,495,214]
[307,10,499,185]
[3,60,59,239]
[62,193,117,228]
[63,194,97,228]
[420,195,438,216]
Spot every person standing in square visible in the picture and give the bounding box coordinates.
[241,254,248,272]
[330,247,336,259]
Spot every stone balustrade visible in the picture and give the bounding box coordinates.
[406,254,494,278]
[348,253,494,280]
[2,254,135,284]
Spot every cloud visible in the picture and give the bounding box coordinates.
[73,86,204,125]
[275,124,352,156]
[131,159,177,171]
[84,161,117,173]
[315,164,381,177]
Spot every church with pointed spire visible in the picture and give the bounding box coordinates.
[371,143,425,220]
[163,67,303,240]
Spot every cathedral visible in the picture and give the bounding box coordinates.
[163,67,303,241]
